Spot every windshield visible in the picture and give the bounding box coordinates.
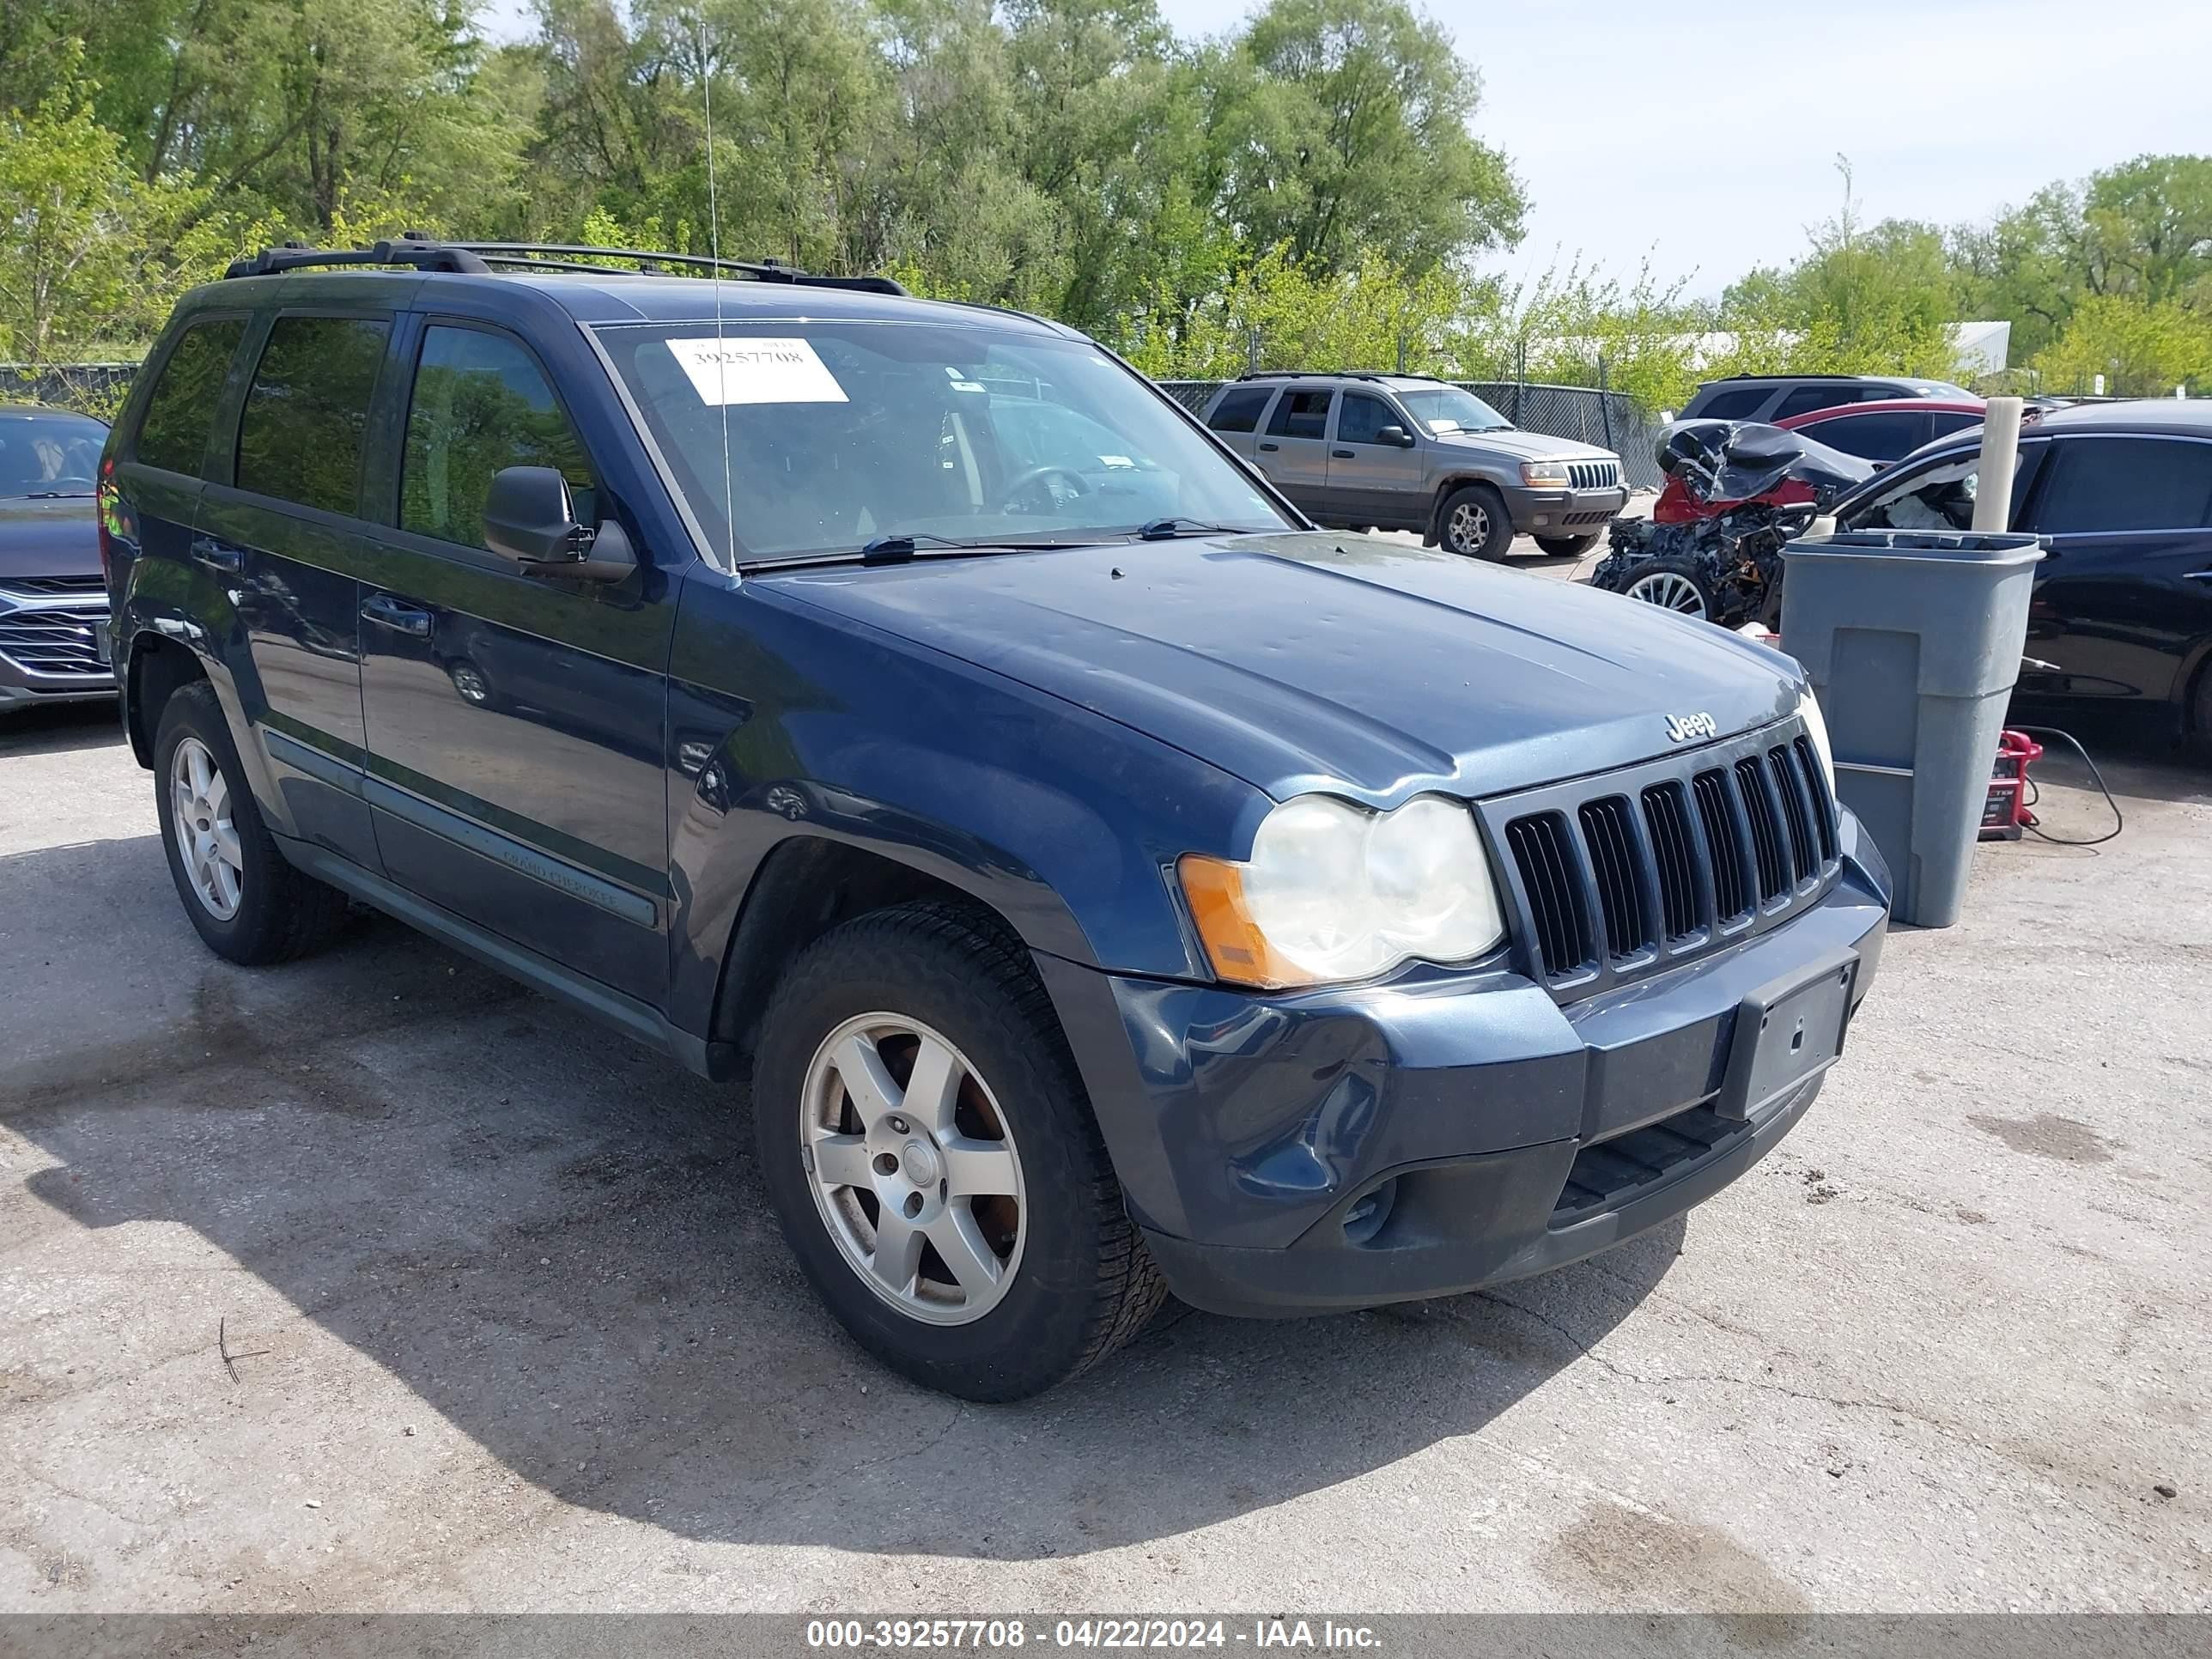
[597,320,1291,562]
[1395,387,1511,435]
[0,410,106,497]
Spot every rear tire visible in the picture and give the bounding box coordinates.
[1437,484,1513,561]
[1534,533,1599,557]
[154,681,350,964]
[753,902,1165,1401]
[2188,660,2212,761]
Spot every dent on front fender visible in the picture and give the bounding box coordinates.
[659,579,1265,1037]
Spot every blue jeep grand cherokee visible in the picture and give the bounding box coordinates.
[100,239,1889,1400]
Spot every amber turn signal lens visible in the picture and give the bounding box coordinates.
[1177,854,1310,991]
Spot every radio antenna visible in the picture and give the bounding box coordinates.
[698,15,735,566]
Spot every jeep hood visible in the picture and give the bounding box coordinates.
[765,532,1802,802]
[1434,428,1616,463]
[0,496,99,581]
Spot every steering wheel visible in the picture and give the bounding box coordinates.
[998,465,1092,514]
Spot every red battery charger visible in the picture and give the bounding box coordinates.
[1981,729,2042,841]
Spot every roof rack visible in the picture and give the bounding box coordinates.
[223,232,908,295]
[1236,369,1445,385]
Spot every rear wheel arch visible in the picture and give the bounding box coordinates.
[125,634,208,769]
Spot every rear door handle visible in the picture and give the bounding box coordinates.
[1331,448,1354,459]
[191,536,242,573]
[1257,441,1279,452]
[361,594,433,638]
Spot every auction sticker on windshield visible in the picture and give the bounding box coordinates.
[670,337,848,405]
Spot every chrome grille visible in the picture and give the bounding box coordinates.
[0,574,104,595]
[1566,460,1620,491]
[1483,718,1841,1000]
[0,591,108,678]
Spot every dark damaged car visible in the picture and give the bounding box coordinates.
[100,240,1891,1400]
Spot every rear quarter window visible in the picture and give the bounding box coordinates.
[1690,387,1768,420]
[1206,386,1272,434]
[133,319,247,476]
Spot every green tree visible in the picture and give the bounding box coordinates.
[2032,293,2212,397]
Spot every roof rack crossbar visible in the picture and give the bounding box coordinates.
[1236,368,1447,385]
[222,234,908,295]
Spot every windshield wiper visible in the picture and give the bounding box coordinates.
[1134,518,1257,540]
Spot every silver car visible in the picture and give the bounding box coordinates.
[1198,372,1627,559]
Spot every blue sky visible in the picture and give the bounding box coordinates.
[478,0,2212,300]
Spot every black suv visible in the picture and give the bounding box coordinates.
[102,239,1890,1399]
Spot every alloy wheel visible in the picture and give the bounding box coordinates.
[169,736,244,920]
[799,1013,1027,1326]
[1626,570,1709,618]
[1449,501,1489,551]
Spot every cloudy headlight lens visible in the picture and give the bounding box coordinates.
[1179,794,1508,989]
[1520,460,1571,488]
[1797,686,1835,793]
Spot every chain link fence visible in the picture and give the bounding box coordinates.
[1,362,137,418]
[1158,378,1666,489]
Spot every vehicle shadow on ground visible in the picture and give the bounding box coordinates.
[0,701,125,758]
[5,832,1683,1562]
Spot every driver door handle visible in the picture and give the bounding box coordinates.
[1331,448,1354,459]
[361,594,432,638]
[1257,441,1279,452]
[191,536,242,573]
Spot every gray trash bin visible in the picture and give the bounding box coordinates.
[1780,529,2045,927]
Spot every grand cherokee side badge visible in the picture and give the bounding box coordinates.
[1665,712,1717,743]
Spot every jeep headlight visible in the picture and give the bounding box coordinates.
[1178,794,1508,989]
[1520,460,1571,488]
[1798,686,1835,793]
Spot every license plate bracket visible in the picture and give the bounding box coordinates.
[1715,949,1858,1121]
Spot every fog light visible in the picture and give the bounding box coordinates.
[1341,1176,1399,1244]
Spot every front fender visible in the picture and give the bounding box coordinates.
[661,574,1264,1039]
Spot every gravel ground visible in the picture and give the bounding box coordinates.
[1,673,2207,1616]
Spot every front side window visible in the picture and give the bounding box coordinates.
[1335,392,1401,446]
[1206,386,1271,434]
[1267,389,1332,440]
[1842,446,2041,534]
[234,316,390,514]
[135,319,246,476]
[402,326,595,550]
[597,322,1289,562]
[2029,438,2212,534]
[0,410,107,497]
[1396,386,1510,434]
[1694,387,1768,420]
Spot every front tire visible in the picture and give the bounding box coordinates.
[1437,483,1513,561]
[1534,532,1599,557]
[753,902,1165,1400]
[153,681,350,964]
[1621,556,1718,623]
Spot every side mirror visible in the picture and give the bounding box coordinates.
[483,466,633,582]
[1376,424,1415,447]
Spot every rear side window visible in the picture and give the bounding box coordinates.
[2031,438,2212,534]
[402,325,595,550]
[1267,389,1332,439]
[1805,410,1925,461]
[1692,387,1767,420]
[1929,412,1982,441]
[134,319,246,475]
[1206,386,1272,434]
[234,316,391,514]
